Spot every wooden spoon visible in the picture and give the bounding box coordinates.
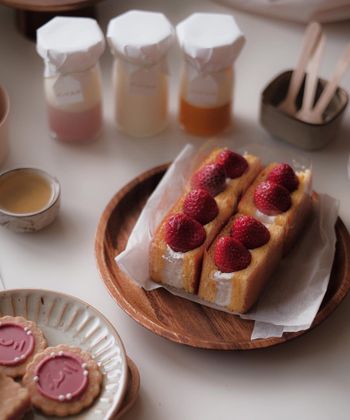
[296,34,326,123]
[307,44,350,123]
[278,22,322,116]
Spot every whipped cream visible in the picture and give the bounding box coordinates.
[298,169,312,194]
[212,270,233,307]
[254,209,276,224]
[162,245,184,288]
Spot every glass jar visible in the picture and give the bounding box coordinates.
[107,10,174,138]
[176,13,245,137]
[37,17,105,143]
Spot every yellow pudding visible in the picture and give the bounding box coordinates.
[0,170,52,214]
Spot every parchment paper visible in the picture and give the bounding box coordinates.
[116,144,339,339]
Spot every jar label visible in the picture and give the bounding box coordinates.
[187,75,218,106]
[53,76,84,105]
[129,68,159,96]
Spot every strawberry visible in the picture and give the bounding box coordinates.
[191,163,226,197]
[254,181,291,215]
[183,189,219,225]
[214,236,251,272]
[231,215,270,249]
[216,149,248,178]
[165,213,206,253]
[267,163,299,192]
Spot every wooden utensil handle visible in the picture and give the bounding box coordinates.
[313,44,350,117]
[299,34,326,113]
[285,22,322,104]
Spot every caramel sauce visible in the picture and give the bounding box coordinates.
[0,171,52,214]
[179,98,231,137]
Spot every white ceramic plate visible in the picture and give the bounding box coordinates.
[0,289,128,419]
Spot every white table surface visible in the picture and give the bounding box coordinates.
[1,1,350,419]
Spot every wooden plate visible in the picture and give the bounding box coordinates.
[0,0,103,12]
[95,164,350,350]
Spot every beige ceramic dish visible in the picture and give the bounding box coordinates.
[0,167,60,232]
[0,288,129,419]
[260,70,348,150]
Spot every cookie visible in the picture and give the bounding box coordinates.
[0,315,47,377]
[23,345,103,416]
[0,371,31,419]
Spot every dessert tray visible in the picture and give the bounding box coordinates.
[95,164,350,350]
[0,289,139,419]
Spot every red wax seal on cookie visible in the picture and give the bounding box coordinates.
[0,322,35,366]
[34,351,89,402]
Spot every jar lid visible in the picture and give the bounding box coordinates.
[107,10,174,65]
[36,17,105,77]
[176,13,245,73]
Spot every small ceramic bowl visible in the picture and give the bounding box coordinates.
[0,167,60,232]
[260,70,349,150]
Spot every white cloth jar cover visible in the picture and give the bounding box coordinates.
[176,13,245,108]
[37,17,105,78]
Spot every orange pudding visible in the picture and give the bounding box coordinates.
[179,98,231,137]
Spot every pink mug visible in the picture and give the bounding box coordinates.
[0,85,10,167]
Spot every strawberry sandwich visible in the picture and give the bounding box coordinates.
[199,162,312,313]
[199,214,283,313]
[238,162,312,253]
[149,147,262,293]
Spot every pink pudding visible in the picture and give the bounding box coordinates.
[47,102,102,143]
